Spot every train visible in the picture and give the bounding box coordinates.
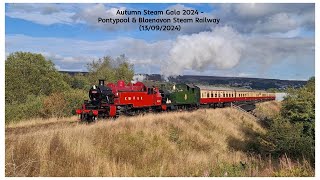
[76,79,276,122]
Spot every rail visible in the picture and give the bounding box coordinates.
[230,102,259,121]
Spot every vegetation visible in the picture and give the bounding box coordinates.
[5,51,315,176]
[5,52,134,123]
[5,52,69,104]
[261,77,315,164]
[87,54,134,85]
[5,106,314,177]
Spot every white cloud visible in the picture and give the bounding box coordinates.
[218,3,314,34]
[5,26,314,80]
[5,3,314,35]
[71,4,137,31]
[6,4,75,25]
[232,3,278,18]
[6,34,172,71]
[253,13,301,33]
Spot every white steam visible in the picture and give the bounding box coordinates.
[161,26,245,78]
[131,74,146,83]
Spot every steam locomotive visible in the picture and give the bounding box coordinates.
[76,79,276,122]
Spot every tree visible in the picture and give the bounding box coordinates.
[281,77,315,138]
[262,77,315,163]
[87,55,134,85]
[5,52,70,104]
[114,55,134,83]
[72,73,90,89]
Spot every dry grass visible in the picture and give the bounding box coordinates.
[253,101,282,120]
[5,101,314,177]
[5,116,78,129]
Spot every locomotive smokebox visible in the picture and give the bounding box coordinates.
[99,79,105,86]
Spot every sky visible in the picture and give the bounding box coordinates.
[5,3,315,80]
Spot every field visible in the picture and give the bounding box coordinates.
[5,101,314,177]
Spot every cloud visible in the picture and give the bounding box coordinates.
[5,22,314,80]
[244,36,314,66]
[218,3,314,34]
[158,4,219,34]
[71,4,138,31]
[160,26,314,79]
[5,34,172,72]
[5,3,314,36]
[6,4,75,25]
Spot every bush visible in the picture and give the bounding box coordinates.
[5,95,45,124]
[5,90,87,123]
[260,77,315,164]
[42,93,67,118]
[41,89,87,118]
[63,89,88,115]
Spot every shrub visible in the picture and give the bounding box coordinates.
[5,95,45,124]
[42,89,87,118]
[260,77,315,165]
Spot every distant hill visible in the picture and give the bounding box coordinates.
[59,71,88,76]
[59,71,307,90]
[143,74,307,90]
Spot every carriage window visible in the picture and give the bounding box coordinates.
[211,93,213,97]
[207,93,209,98]
[215,93,217,97]
[223,93,225,97]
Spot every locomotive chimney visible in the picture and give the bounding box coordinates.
[98,79,105,86]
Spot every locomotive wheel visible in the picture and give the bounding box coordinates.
[115,108,120,118]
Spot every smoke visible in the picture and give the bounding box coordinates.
[131,74,146,83]
[161,26,245,78]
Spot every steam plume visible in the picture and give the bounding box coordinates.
[131,74,146,83]
[161,26,245,78]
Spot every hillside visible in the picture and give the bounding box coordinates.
[142,74,306,90]
[5,101,313,177]
[59,71,306,90]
